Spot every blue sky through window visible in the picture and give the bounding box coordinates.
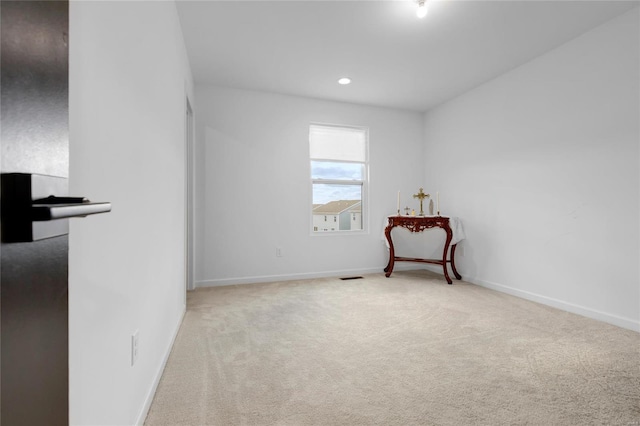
[311,161,363,180]
[311,161,363,205]
[313,184,362,206]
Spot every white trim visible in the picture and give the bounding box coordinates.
[312,178,365,186]
[195,265,422,288]
[309,123,369,235]
[468,275,640,333]
[310,228,369,237]
[134,307,186,426]
[419,264,640,333]
[185,96,195,292]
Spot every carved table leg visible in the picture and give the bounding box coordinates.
[384,225,395,277]
[443,227,453,284]
[450,244,462,280]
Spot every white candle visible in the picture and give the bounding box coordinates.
[436,191,440,213]
[397,191,400,212]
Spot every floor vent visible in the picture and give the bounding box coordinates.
[340,276,363,280]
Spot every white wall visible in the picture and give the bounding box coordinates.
[422,8,639,331]
[69,1,193,424]
[195,86,424,286]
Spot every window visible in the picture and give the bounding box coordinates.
[310,124,367,233]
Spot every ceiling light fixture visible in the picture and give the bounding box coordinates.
[338,77,351,85]
[416,0,428,18]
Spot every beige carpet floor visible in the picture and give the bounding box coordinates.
[145,270,639,425]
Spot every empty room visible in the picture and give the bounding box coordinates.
[1,0,638,425]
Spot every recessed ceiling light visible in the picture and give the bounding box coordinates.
[416,0,428,18]
[338,77,351,85]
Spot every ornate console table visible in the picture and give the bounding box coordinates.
[384,215,462,284]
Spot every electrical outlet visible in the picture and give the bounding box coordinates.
[131,330,139,366]
[276,247,283,257]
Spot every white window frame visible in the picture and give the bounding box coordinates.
[309,123,369,236]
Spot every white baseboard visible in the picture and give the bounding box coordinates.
[467,275,639,333]
[195,265,430,288]
[420,265,639,332]
[412,265,639,332]
[135,305,186,426]
[196,267,381,287]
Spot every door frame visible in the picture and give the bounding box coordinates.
[185,95,195,296]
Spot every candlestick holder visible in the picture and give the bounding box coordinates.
[437,210,440,216]
[397,209,400,216]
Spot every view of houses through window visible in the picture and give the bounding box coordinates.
[309,124,368,233]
